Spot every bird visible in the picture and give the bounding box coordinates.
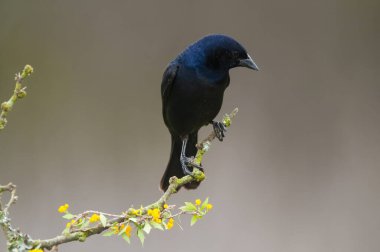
[160,34,258,191]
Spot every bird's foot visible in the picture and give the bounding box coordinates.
[180,155,203,176]
[212,121,227,141]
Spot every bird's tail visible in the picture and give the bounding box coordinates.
[160,133,203,191]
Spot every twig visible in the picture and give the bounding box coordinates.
[0,65,34,131]
[0,183,27,252]
[31,168,206,250]
[0,183,18,215]
[194,108,238,165]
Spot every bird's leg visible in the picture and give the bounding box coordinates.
[180,136,203,176]
[212,120,227,141]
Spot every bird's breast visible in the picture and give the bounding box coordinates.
[164,67,229,136]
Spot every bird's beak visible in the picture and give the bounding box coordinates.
[239,54,259,71]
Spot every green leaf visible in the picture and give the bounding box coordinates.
[99,214,107,227]
[150,221,164,231]
[200,197,209,211]
[185,202,197,209]
[129,217,138,223]
[161,211,170,219]
[102,230,115,237]
[137,228,145,245]
[121,233,131,244]
[62,213,74,220]
[62,226,70,235]
[81,219,90,229]
[179,202,197,212]
[143,222,152,234]
[76,218,85,229]
[191,215,199,226]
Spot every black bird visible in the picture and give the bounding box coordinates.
[160,34,258,191]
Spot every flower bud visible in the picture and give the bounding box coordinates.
[23,65,34,76]
[17,90,27,98]
[1,102,11,112]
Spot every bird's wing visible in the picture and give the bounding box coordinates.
[161,62,179,103]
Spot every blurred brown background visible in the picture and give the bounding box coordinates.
[0,0,379,251]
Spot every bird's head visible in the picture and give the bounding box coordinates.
[196,34,259,72]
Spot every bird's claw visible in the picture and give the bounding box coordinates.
[180,155,203,176]
[212,121,227,141]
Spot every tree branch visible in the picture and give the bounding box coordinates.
[29,110,236,250]
[0,65,34,131]
[0,65,238,252]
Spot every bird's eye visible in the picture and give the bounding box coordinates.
[221,49,231,59]
[232,51,240,59]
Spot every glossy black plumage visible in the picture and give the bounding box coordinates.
[160,34,258,191]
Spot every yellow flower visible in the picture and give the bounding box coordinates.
[111,225,119,234]
[148,208,162,223]
[89,214,100,223]
[112,224,125,234]
[195,199,201,206]
[125,225,132,237]
[66,219,76,229]
[29,249,43,252]
[58,203,69,213]
[119,224,126,233]
[163,204,169,209]
[153,208,161,218]
[130,208,141,216]
[167,218,174,230]
[206,203,213,210]
[167,222,173,229]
